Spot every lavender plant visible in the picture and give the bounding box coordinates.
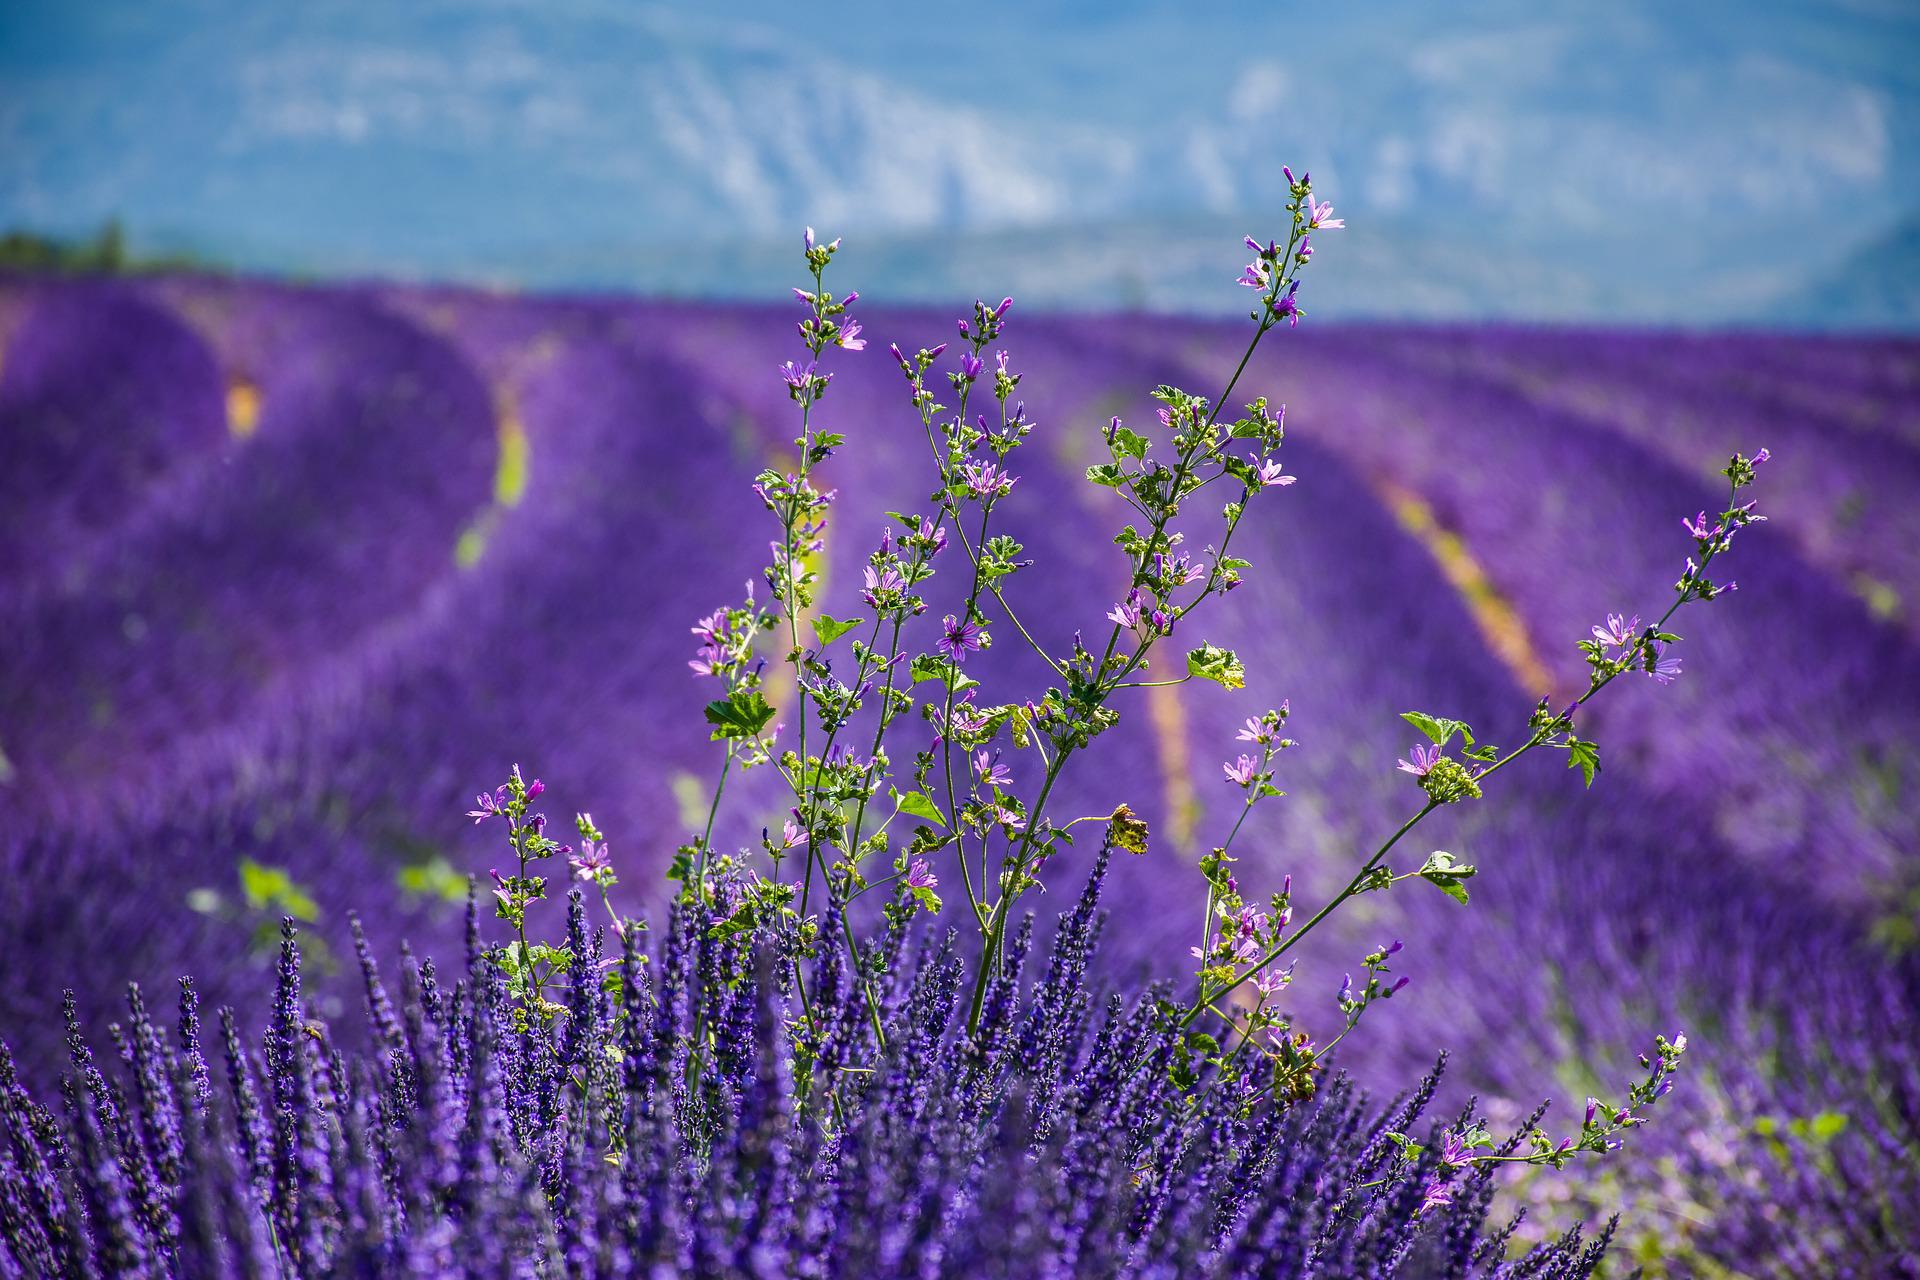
[0,185,1780,1274]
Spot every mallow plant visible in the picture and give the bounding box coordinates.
[0,175,1768,1276]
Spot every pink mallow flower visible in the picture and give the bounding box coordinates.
[1396,743,1442,777]
[570,839,612,881]
[906,859,938,890]
[1417,1177,1453,1214]
[974,749,1013,789]
[1223,755,1261,787]
[466,787,509,823]
[1681,511,1723,541]
[937,614,985,663]
[1591,613,1641,650]
[1305,195,1344,229]
[1251,455,1294,488]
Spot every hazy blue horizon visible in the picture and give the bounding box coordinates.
[4,0,1917,327]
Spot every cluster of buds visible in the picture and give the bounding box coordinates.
[1395,742,1483,804]
[1192,846,1294,993]
[1335,939,1411,1026]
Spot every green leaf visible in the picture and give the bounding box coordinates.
[1110,425,1150,460]
[1185,643,1246,690]
[812,613,865,648]
[395,856,470,905]
[1106,803,1151,855]
[1807,1110,1849,1143]
[1401,711,1474,748]
[1418,850,1477,906]
[1566,737,1601,787]
[704,690,776,740]
[709,901,759,940]
[890,787,948,829]
[1085,462,1127,488]
[909,653,979,692]
[238,858,320,921]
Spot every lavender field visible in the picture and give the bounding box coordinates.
[2,271,1917,1273]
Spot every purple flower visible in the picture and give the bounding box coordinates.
[1305,195,1344,229]
[959,351,984,380]
[1237,717,1269,744]
[1396,743,1442,777]
[862,563,905,606]
[778,359,817,391]
[937,614,984,663]
[1274,280,1302,326]
[466,787,509,823]
[918,516,948,556]
[779,817,808,849]
[1754,447,1771,464]
[1681,511,1723,541]
[974,749,1012,789]
[1591,613,1640,649]
[1223,755,1260,787]
[524,778,544,800]
[1236,258,1271,290]
[1649,653,1683,685]
[1417,1176,1454,1214]
[906,859,938,890]
[961,459,1016,499]
[836,317,866,351]
[1252,961,1295,996]
[1251,455,1295,488]
[569,839,612,881]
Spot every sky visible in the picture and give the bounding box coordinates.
[2,0,1916,326]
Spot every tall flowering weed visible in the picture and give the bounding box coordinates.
[0,179,1774,1276]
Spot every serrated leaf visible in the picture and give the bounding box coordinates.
[1185,643,1246,690]
[1566,737,1601,787]
[908,653,979,692]
[1401,711,1474,748]
[812,613,865,648]
[1085,462,1127,488]
[704,690,776,740]
[1418,850,1477,905]
[890,787,948,829]
[1111,426,1150,460]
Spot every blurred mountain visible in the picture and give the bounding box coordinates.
[2,0,1916,326]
